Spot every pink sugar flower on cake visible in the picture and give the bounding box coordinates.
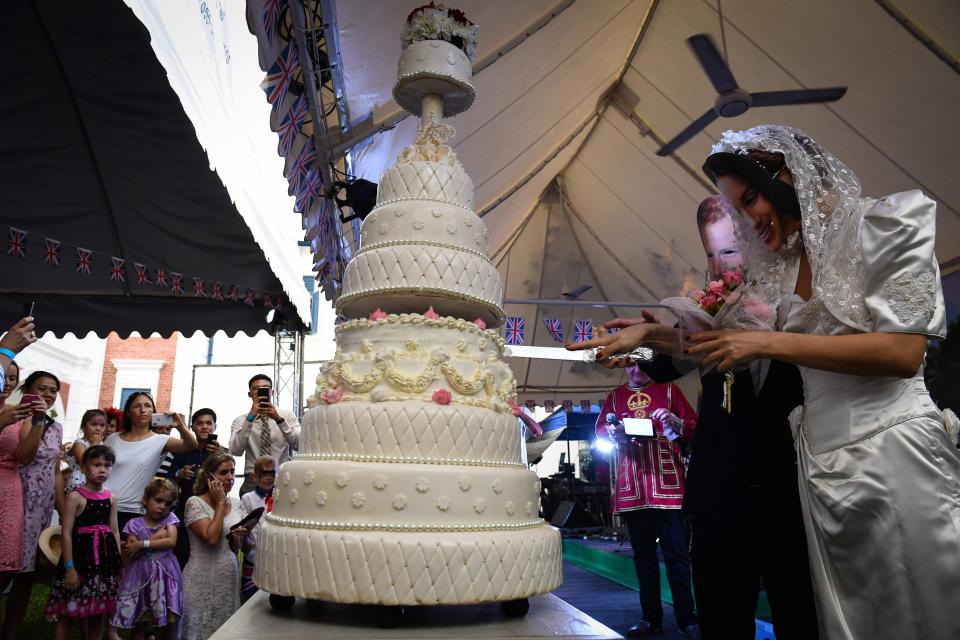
[321,386,343,404]
[432,388,452,405]
[423,306,440,320]
[370,308,388,321]
[473,318,486,330]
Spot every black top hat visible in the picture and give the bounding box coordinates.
[702,151,802,220]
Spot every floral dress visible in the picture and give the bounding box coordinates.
[44,487,121,620]
[19,419,62,572]
[0,420,24,571]
[111,512,183,628]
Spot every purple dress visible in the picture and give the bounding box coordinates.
[19,419,62,572]
[111,512,183,628]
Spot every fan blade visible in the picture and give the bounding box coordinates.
[688,34,739,94]
[656,108,719,157]
[750,87,847,107]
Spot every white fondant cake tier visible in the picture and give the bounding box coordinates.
[360,201,486,257]
[394,40,475,117]
[300,401,521,464]
[337,246,504,326]
[271,460,541,527]
[253,524,562,605]
[319,315,515,412]
[376,160,474,210]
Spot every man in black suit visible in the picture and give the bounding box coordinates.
[572,197,818,639]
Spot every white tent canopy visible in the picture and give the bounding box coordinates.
[332,0,960,403]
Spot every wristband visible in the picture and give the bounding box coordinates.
[276,417,286,425]
[64,560,74,569]
[0,348,15,361]
[246,413,256,422]
[143,539,151,550]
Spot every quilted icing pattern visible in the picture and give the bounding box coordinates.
[339,245,503,309]
[254,525,563,605]
[377,161,474,209]
[303,402,521,462]
[359,201,488,256]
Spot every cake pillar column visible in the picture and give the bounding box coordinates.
[421,94,444,126]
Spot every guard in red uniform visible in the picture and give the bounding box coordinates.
[596,364,699,638]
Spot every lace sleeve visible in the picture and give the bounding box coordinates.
[184,496,210,527]
[860,190,946,338]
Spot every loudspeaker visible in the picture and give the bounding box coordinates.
[551,500,600,529]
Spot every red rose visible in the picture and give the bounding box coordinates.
[432,389,452,405]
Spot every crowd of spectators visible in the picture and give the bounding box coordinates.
[0,316,296,640]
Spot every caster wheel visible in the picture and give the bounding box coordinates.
[501,598,529,617]
[269,594,296,610]
[375,605,405,628]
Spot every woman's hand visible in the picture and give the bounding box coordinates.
[686,330,771,371]
[208,477,227,505]
[567,323,657,368]
[0,317,37,354]
[64,567,81,590]
[0,402,31,428]
[604,310,660,330]
[171,413,187,432]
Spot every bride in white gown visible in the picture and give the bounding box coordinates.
[585,126,960,639]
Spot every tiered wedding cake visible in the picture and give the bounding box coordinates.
[254,15,562,611]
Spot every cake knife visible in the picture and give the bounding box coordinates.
[505,345,653,364]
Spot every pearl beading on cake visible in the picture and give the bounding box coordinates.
[336,313,507,349]
[359,238,488,260]
[265,512,543,532]
[292,452,525,468]
[392,70,476,116]
[373,195,472,212]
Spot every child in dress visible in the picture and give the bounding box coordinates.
[66,409,107,493]
[44,445,122,640]
[111,478,183,640]
[239,454,275,602]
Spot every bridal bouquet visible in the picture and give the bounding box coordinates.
[659,268,776,412]
[402,3,480,61]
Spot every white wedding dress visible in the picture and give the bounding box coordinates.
[781,191,960,640]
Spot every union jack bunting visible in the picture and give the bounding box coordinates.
[295,168,322,213]
[278,94,308,156]
[155,267,168,288]
[110,257,125,283]
[244,289,255,306]
[544,400,555,412]
[573,320,593,343]
[334,314,347,326]
[263,292,274,309]
[170,273,184,294]
[562,400,573,411]
[260,42,299,113]
[193,277,206,298]
[212,281,224,301]
[543,318,564,343]
[229,285,240,302]
[261,0,284,46]
[288,139,316,194]
[134,263,151,285]
[580,400,592,412]
[7,228,26,258]
[316,259,333,283]
[504,316,525,345]
[525,400,536,411]
[75,248,92,274]
[43,238,61,266]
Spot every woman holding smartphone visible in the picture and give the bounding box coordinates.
[104,392,197,532]
[181,452,247,640]
[1,371,63,640]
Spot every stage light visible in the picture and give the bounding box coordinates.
[332,178,377,223]
[593,438,615,454]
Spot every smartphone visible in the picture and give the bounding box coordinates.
[21,393,41,407]
[207,433,218,445]
[150,413,175,427]
[256,387,270,399]
[21,301,35,320]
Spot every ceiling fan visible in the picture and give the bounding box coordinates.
[656,34,847,156]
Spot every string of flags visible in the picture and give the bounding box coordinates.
[4,224,285,309]
[502,316,618,345]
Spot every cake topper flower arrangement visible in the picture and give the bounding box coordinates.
[402,3,479,61]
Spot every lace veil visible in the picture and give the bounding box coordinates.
[710,125,872,331]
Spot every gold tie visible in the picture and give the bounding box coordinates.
[259,417,272,456]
